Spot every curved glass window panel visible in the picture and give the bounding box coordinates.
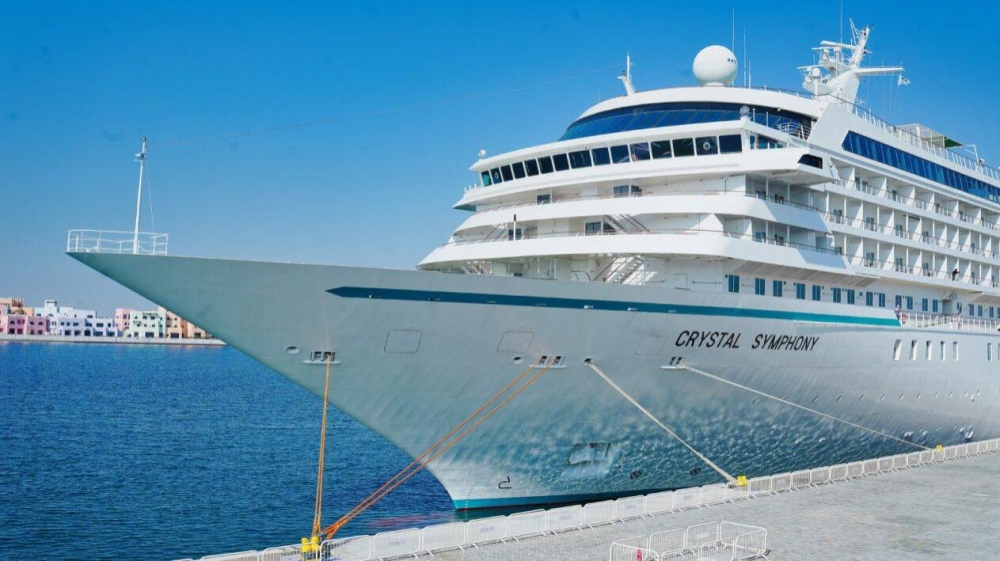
[538,156,554,174]
[696,136,719,155]
[553,153,570,171]
[500,165,514,181]
[569,150,592,168]
[651,140,672,159]
[525,159,540,176]
[591,147,611,166]
[512,162,526,179]
[481,171,492,186]
[842,130,1000,206]
[673,138,695,157]
[491,168,503,184]
[611,145,630,164]
[630,142,651,161]
[719,134,742,153]
[560,102,812,140]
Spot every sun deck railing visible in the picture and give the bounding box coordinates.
[66,229,169,256]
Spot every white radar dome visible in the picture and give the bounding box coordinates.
[693,45,738,87]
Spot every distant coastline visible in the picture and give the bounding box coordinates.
[0,334,225,346]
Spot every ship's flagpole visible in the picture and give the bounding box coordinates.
[132,137,147,255]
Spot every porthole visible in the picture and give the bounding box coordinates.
[285,345,300,355]
[512,356,523,365]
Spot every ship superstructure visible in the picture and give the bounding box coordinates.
[70,24,1000,509]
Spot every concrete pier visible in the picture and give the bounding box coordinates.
[432,451,998,560]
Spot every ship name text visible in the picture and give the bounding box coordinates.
[674,330,820,351]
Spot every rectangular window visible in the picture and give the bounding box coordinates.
[696,136,719,155]
[773,280,783,297]
[910,340,918,361]
[727,274,740,293]
[922,298,929,312]
[538,156,554,174]
[893,339,902,361]
[895,295,902,308]
[953,341,959,360]
[847,289,856,305]
[833,287,842,303]
[878,293,886,308]
[866,292,874,306]
[978,305,983,317]
[481,171,492,186]
[988,343,992,361]
[940,341,946,361]
[933,299,939,313]
[591,147,611,166]
[500,165,514,181]
[568,150,592,169]
[610,145,630,163]
[512,161,526,179]
[490,167,503,184]
[552,153,570,171]
[536,194,551,205]
[584,221,603,235]
[926,341,932,361]
[719,134,743,154]
[525,159,540,176]
[629,142,651,161]
[673,138,695,157]
[795,283,806,300]
[613,185,632,198]
[906,296,913,310]
[651,140,672,159]
[812,285,821,301]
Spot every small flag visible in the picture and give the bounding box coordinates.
[898,75,910,86]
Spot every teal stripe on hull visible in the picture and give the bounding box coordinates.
[328,286,899,327]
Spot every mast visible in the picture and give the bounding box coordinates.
[132,137,147,255]
[617,55,636,96]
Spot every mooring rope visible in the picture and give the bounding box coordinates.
[585,360,738,484]
[678,364,930,450]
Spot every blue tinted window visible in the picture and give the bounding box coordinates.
[651,140,672,159]
[538,156,554,174]
[525,159,539,176]
[811,285,821,301]
[772,280,783,297]
[673,138,695,157]
[846,289,855,304]
[481,171,491,186]
[512,162,526,179]
[500,165,513,181]
[561,102,811,141]
[906,296,913,310]
[719,134,742,154]
[727,274,739,293]
[490,168,503,184]
[696,136,719,155]
[842,131,1000,205]
[833,287,842,303]
[552,153,569,171]
[592,147,611,166]
[569,150,592,169]
[630,143,651,161]
[795,283,806,300]
[754,278,765,295]
[610,145,630,163]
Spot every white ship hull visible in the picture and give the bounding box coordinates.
[70,252,1000,508]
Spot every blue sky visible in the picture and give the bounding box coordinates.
[2,1,998,314]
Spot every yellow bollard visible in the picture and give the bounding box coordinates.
[736,475,748,487]
[936,444,943,451]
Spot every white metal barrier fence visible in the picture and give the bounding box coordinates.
[612,521,767,561]
[184,438,1000,560]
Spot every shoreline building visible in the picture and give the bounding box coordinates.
[159,307,213,339]
[123,309,165,339]
[38,299,118,337]
[0,303,48,335]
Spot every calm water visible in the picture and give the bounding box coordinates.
[0,343,459,560]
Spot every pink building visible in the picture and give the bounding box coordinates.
[0,314,49,335]
[115,308,132,332]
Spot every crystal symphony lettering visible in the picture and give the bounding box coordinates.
[674,330,820,351]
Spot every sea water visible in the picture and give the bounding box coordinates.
[0,343,455,559]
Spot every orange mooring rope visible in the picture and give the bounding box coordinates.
[322,358,554,539]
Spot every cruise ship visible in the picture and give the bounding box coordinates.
[69,25,1000,509]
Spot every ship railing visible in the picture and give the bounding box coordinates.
[848,255,1000,289]
[903,312,1000,333]
[822,209,1000,259]
[837,179,1000,231]
[184,438,1000,561]
[66,229,168,256]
